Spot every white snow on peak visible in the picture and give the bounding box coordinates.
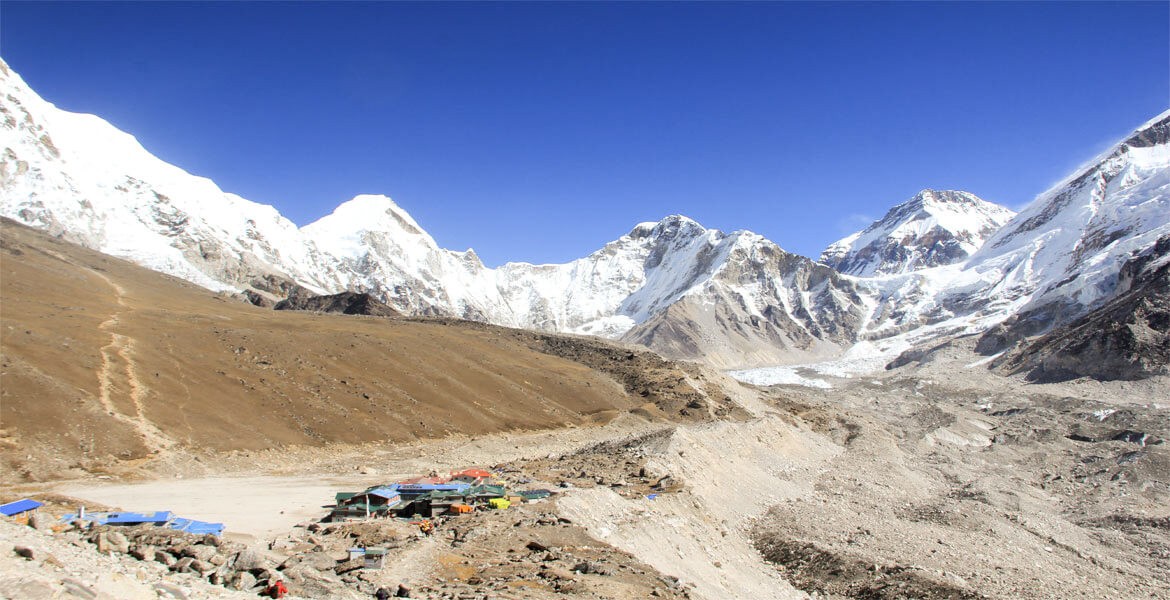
[302,194,439,260]
[822,189,1016,277]
[3,56,1167,377]
[968,113,1170,315]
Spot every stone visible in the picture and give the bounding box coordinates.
[106,531,129,552]
[526,541,548,552]
[396,583,412,597]
[281,551,338,571]
[129,545,154,561]
[172,556,195,573]
[152,583,188,599]
[228,570,257,591]
[181,544,218,562]
[13,545,35,560]
[154,550,177,567]
[28,512,49,531]
[573,561,609,575]
[95,531,129,554]
[233,548,274,572]
[540,566,576,581]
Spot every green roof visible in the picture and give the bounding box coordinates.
[469,484,506,497]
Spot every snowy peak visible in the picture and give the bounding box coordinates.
[968,111,1170,324]
[302,194,440,260]
[821,189,1015,277]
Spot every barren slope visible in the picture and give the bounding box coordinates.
[0,218,713,482]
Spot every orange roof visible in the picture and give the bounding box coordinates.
[454,468,492,478]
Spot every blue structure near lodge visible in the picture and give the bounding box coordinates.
[0,498,43,525]
[61,510,225,536]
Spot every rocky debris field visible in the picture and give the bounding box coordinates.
[749,360,1170,600]
[0,493,692,600]
[0,517,256,600]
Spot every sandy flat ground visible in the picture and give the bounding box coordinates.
[46,417,665,544]
[54,473,398,542]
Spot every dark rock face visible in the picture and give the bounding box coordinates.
[274,287,400,317]
[991,236,1170,382]
[621,240,867,368]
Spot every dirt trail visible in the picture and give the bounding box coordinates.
[90,268,174,455]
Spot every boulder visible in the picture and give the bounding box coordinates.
[27,512,49,531]
[172,556,195,573]
[281,551,338,571]
[228,570,257,592]
[181,544,218,562]
[233,548,274,572]
[129,545,155,561]
[95,531,130,554]
[189,559,213,575]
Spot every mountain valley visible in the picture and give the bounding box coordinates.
[1,54,1169,600]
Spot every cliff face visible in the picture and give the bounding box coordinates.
[992,235,1170,382]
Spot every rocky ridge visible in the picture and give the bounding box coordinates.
[3,55,1170,374]
[821,189,1016,277]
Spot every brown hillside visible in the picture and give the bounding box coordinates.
[0,219,714,482]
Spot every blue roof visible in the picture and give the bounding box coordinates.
[364,486,401,499]
[58,510,173,526]
[168,518,224,536]
[397,482,471,494]
[0,499,43,516]
[104,511,173,525]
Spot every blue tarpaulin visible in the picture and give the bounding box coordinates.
[0,499,42,516]
[60,510,223,536]
[105,511,173,525]
[60,511,173,525]
[168,517,225,536]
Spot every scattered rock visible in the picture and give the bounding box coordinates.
[95,531,129,554]
[181,544,218,563]
[228,570,257,591]
[172,556,195,573]
[232,548,273,572]
[27,512,49,531]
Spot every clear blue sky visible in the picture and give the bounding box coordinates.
[2,2,1166,266]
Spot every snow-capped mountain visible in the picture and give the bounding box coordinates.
[0,60,345,297]
[0,59,865,367]
[3,55,1168,373]
[850,111,1170,353]
[820,189,1015,277]
[972,112,1170,337]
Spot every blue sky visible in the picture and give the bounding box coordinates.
[2,2,1166,266]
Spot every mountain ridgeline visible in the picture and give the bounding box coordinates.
[2,57,1168,377]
